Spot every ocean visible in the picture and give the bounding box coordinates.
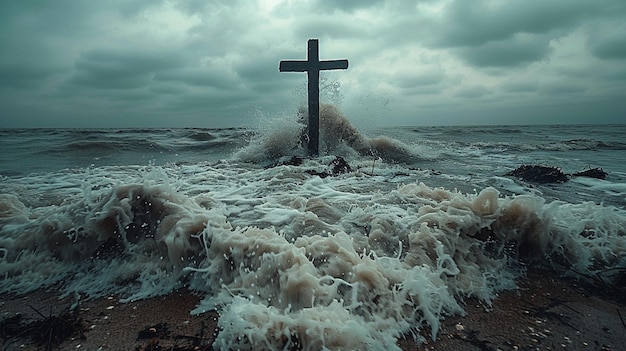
[1,109,625,350]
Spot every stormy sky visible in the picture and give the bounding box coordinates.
[1,0,625,128]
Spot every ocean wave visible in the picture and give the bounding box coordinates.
[537,139,623,152]
[187,131,217,141]
[235,104,419,164]
[40,138,172,156]
[1,162,624,350]
[412,126,524,136]
[458,138,626,153]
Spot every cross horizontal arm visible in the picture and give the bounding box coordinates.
[279,60,309,72]
[279,59,349,72]
[320,59,348,71]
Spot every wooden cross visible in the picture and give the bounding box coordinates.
[279,39,348,156]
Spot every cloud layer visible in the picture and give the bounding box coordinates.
[1,0,625,127]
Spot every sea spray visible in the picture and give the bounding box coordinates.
[236,103,416,164]
[235,110,305,162]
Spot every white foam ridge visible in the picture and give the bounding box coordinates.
[1,157,625,350]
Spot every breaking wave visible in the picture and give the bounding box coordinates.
[1,160,624,350]
[235,104,417,164]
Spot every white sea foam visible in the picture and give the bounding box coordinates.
[234,104,417,164]
[1,156,625,350]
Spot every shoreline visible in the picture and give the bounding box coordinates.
[2,269,624,350]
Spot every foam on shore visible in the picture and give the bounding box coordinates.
[1,160,624,350]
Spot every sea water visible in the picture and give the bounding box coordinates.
[1,110,625,350]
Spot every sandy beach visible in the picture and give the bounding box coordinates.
[1,268,624,351]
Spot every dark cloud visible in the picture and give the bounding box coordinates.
[399,71,446,88]
[501,80,538,93]
[295,18,364,40]
[541,82,588,95]
[0,1,98,35]
[68,49,183,90]
[0,0,624,127]
[603,69,626,81]
[313,0,384,13]
[430,0,598,48]
[588,28,626,60]
[591,40,626,60]
[0,64,58,89]
[456,34,552,67]
[0,2,83,88]
[117,0,165,17]
[162,91,248,112]
[155,67,239,89]
[454,85,490,99]
[236,64,285,93]
[407,0,626,71]
[175,0,242,16]
[383,69,447,94]
[149,83,187,95]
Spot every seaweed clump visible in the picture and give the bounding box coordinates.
[135,321,214,351]
[506,165,568,183]
[0,305,87,351]
[506,165,609,183]
[306,156,353,178]
[572,167,608,179]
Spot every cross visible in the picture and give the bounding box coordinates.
[279,39,348,156]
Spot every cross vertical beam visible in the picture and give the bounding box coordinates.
[307,39,321,157]
[279,39,348,156]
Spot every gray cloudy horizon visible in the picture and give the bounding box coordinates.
[1,0,625,128]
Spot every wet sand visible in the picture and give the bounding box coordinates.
[2,269,624,350]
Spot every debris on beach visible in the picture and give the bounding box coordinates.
[306,156,353,178]
[0,305,87,350]
[328,156,352,176]
[266,155,305,168]
[506,165,569,183]
[506,165,609,183]
[135,321,213,351]
[572,167,608,180]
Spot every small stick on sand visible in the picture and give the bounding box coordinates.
[617,308,626,332]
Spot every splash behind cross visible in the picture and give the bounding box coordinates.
[279,39,349,156]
